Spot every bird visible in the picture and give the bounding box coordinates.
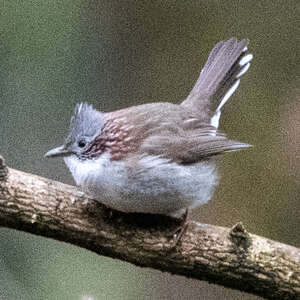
[45,37,253,220]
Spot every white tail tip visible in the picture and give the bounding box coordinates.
[239,54,253,66]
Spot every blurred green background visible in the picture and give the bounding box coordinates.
[0,1,299,299]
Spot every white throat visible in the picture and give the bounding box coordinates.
[64,152,112,187]
[63,152,128,204]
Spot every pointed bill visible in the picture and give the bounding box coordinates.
[44,145,70,158]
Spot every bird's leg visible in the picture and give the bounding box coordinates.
[169,208,189,249]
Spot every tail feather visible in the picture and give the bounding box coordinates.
[181,38,253,128]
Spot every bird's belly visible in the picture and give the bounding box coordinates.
[64,154,218,216]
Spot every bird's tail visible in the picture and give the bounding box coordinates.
[181,38,253,128]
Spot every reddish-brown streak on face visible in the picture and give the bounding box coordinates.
[83,113,135,161]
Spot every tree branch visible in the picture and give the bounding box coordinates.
[0,155,299,299]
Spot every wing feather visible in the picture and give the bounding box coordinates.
[141,128,251,164]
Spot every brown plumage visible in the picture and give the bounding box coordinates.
[82,38,252,163]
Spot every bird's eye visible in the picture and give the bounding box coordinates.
[78,140,86,148]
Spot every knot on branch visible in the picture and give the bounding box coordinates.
[229,222,252,251]
[0,155,8,181]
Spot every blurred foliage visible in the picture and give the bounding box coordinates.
[0,1,299,299]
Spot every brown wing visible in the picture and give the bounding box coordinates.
[103,102,192,161]
[140,127,250,164]
[105,102,250,164]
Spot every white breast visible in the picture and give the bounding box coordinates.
[64,153,126,199]
[63,153,217,216]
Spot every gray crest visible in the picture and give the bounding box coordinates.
[66,103,104,146]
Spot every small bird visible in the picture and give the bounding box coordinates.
[45,37,253,218]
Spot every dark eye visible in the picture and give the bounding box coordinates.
[78,140,86,148]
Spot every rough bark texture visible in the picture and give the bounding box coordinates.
[0,155,299,299]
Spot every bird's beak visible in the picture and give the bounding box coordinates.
[44,145,70,158]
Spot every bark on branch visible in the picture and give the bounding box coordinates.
[0,155,299,300]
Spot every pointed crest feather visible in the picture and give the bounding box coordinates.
[67,102,104,144]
